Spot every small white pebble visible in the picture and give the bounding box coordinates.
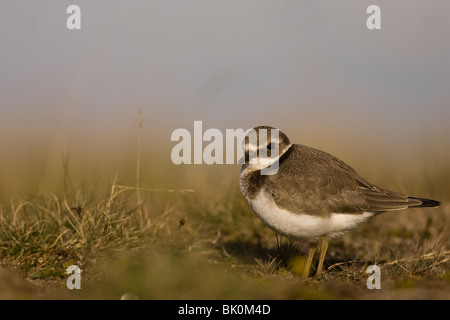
[120,293,139,300]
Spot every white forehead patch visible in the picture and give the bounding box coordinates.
[244,128,280,149]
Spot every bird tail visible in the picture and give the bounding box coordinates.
[407,197,441,208]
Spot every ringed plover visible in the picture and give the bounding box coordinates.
[239,126,441,277]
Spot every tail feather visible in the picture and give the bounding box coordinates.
[407,197,441,208]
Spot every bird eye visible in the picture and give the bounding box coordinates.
[267,143,273,150]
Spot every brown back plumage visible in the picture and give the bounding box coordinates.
[246,144,440,216]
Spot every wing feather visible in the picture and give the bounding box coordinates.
[267,145,421,216]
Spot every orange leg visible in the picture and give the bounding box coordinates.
[303,242,317,277]
[316,236,329,275]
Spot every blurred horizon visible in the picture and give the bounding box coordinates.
[1,1,449,198]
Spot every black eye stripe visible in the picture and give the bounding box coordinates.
[251,142,279,152]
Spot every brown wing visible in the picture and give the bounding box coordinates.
[267,145,421,216]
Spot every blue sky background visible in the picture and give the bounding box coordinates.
[1,1,449,193]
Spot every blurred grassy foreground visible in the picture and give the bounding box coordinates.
[0,135,449,300]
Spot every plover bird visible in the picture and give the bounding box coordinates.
[239,126,441,277]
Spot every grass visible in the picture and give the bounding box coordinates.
[0,119,449,299]
[0,164,448,299]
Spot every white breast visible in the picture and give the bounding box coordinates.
[248,190,375,242]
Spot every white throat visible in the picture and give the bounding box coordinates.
[244,143,292,171]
